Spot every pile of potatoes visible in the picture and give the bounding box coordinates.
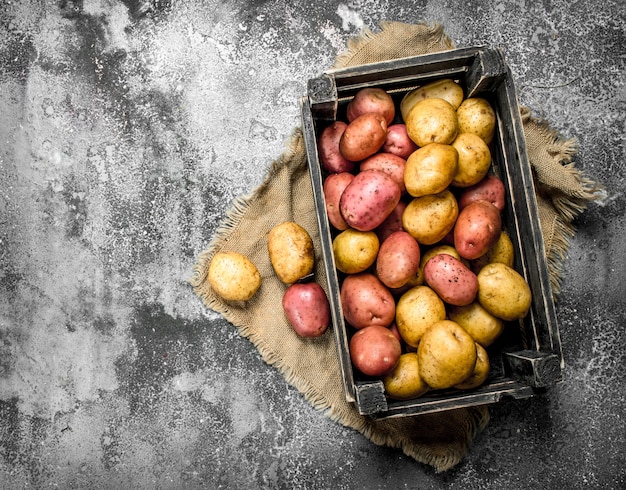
[318,79,533,399]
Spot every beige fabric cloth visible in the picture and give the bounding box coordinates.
[190,22,601,472]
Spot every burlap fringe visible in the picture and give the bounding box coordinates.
[332,21,454,69]
[520,107,603,297]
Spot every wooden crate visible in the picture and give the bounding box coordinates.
[299,47,563,418]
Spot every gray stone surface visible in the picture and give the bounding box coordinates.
[1,1,624,488]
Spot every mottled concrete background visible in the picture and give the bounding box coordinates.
[1,0,624,488]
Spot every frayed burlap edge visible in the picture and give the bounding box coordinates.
[520,106,604,296]
[333,21,455,69]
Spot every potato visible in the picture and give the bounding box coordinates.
[375,199,407,243]
[417,320,477,390]
[323,172,354,231]
[339,113,388,161]
[376,231,421,289]
[402,189,459,245]
[419,245,461,270]
[340,272,395,329]
[451,132,492,188]
[404,97,459,147]
[346,87,395,125]
[400,79,464,120]
[350,325,402,377]
[318,121,357,173]
[458,174,506,212]
[448,301,505,347]
[340,169,401,232]
[423,253,478,306]
[404,143,458,197]
[395,285,446,348]
[382,124,419,159]
[360,152,407,194]
[454,343,490,390]
[383,352,430,400]
[456,97,496,144]
[477,263,532,321]
[333,228,379,274]
[208,251,262,302]
[268,221,315,284]
[282,282,330,338]
[470,230,515,273]
[454,200,502,260]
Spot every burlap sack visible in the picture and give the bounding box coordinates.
[191,21,601,472]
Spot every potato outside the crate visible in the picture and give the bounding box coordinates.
[417,319,478,390]
[208,251,262,302]
[267,221,315,284]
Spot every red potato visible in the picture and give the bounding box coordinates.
[383,124,419,159]
[454,199,502,260]
[375,200,408,243]
[349,325,402,377]
[340,272,395,329]
[376,231,421,289]
[323,172,354,231]
[359,152,407,194]
[339,113,388,162]
[340,169,401,232]
[458,175,506,212]
[318,121,357,173]
[282,282,331,338]
[346,87,395,125]
[423,253,478,306]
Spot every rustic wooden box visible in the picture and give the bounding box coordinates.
[299,47,563,418]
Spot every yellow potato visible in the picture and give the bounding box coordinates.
[451,132,492,188]
[383,352,430,400]
[448,301,505,347]
[402,190,459,245]
[477,263,532,321]
[395,285,446,348]
[333,228,379,274]
[454,343,490,390]
[418,320,477,390]
[404,97,459,147]
[268,222,315,284]
[456,97,496,144]
[208,251,262,302]
[404,143,458,197]
[400,79,465,120]
[471,230,515,273]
